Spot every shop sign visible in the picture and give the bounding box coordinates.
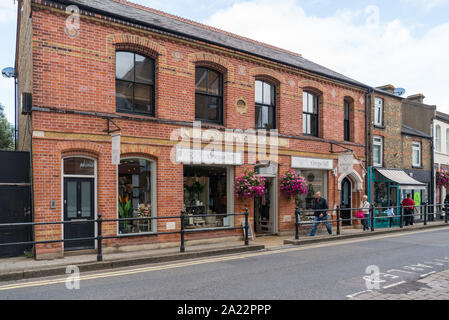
[291,156,333,170]
[338,154,353,175]
[111,133,121,165]
[176,147,243,165]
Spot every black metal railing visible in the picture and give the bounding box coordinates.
[0,209,250,262]
[294,203,449,240]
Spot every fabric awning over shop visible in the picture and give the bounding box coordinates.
[376,169,427,190]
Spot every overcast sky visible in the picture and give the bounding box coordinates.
[1,0,449,125]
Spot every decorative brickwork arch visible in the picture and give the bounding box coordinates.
[249,67,286,85]
[188,52,235,82]
[57,141,104,156]
[338,170,363,191]
[106,33,167,66]
[120,144,160,159]
[299,79,325,94]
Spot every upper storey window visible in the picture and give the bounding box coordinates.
[374,97,383,127]
[303,91,319,137]
[195,67,223,124]
[344,100,351,141]
[255,80,276,130]
[116,51,155,116]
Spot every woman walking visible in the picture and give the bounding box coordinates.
[360,195,370,231]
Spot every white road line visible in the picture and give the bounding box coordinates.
[346,290,372,298]
[420,271,436,278]
[382,281,406,289]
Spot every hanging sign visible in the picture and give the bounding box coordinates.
[338,153,353,175]
[111,133,121,165]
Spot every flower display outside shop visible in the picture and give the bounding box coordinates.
[234,170,266,199]
[436,170,449,188]
[280,170,308,197]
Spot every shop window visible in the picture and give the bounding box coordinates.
[116,51,155,116]
[195,67,223,124]
[183,166,229,228]
[118,158,154,234]
[255,80,276,129]
[303,91,319,137]
[294,169,327,215]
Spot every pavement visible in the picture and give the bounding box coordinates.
[1,226,449,299]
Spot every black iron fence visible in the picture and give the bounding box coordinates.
[294,203,449,239]
[0,209,250,262]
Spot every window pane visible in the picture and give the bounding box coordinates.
[195,67,208,93]
[116,80,133,111]
[255,81,263,104]
[64,158,95,175]
[135,54,154,84]
[183,166,228,228]
[303,92,308,112]
[344,101,349,120]
[195,94,220,122]
[119,159,153,234]
[310,114,318,136]
[295,170,327,210]
[263,82,271,105]
[134,84,152,114]
[208,70,220,95]
[81,181,92,218]
[116,52,134,81]
[66,181,77,218]
[303,113,308,134]
[373,145,380,165]
[308,93,314,113]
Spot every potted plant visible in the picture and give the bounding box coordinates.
[234,170,266,200]
[118,195,133,233]
[280,170,308,198]
[436,170,449,188]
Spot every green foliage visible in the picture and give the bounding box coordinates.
[0,103,14,150]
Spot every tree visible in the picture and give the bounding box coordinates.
[0,103,14,150]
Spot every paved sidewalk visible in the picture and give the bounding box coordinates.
[350,269,449,300]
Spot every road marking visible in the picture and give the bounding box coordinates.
[1,227,448,291]
[346,290,372,299]
[382,281,406,289]
[420,271,436,278]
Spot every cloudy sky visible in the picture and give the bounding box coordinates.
[1,0,449,124]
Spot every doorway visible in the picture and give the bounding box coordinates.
[340,177,352,226]
[254,177,276,235]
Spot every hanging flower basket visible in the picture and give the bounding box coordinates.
[234,170,266,200]
[280,170,308,197]
[436,170,449,188]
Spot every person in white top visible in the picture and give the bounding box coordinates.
[360,195,370,231]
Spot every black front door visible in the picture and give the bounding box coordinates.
[254,178,272,234]
[340,178,352,226]
[64,178,95,251]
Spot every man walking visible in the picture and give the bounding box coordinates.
[402,194,415,226]
[310,191,332,236]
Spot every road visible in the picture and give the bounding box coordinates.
[1,227,449,300]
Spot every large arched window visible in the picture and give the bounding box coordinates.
[303,91,319,137]
[195,67,223,124]
[116,51,155,116]
[344,99,351,141]
[255,80,276,129]
[118,158,156,235]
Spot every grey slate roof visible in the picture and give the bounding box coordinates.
[401,125,431,139]
[60,0,369,89]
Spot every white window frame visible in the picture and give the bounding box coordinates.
[374,98,383,127]
[412,141,421,167]
[373,136,383,167]
[446,129,449,154]
[116,157,158,236]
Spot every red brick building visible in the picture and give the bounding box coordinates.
[16,0,369,259]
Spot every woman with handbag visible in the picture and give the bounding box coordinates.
[359,195,370,231]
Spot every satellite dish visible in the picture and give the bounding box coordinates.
[394,88,406,96]
[1,67,15,78]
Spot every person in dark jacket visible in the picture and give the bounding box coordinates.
[310,191,332,236]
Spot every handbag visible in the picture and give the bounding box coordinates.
[356,210,365,219]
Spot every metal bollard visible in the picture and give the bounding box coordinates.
[180,211,185,253]
[400,205,403,229]
[424,203,427,226]
[244,208,249,246]
[370,205,375,232]
[97,214,103,262]
[295,207,300,240]
[336,206,341,236]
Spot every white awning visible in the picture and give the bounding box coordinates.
[376,169,427,190]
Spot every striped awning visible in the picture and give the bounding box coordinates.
[376,169,427,190]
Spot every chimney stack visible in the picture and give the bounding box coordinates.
[407,94,425,104]
[376,84,395,94]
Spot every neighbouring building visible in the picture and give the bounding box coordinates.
[15,0,370,259]
[433,111,449,209]
[367,85,436,224]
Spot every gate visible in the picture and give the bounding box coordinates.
[0,151,32,258]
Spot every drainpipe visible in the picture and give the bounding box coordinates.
[430,118,435,208]
[365,88,373,201]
